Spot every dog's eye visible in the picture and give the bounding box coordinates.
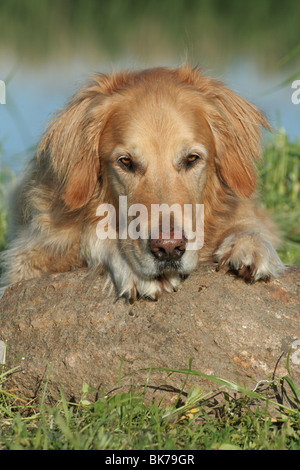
[118,156,134,171]
[186,154,200,167]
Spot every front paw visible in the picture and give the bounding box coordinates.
[120,273,183,302]
[215,231,285,281]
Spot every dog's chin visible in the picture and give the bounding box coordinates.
[154,260,185,276]
[130,252,197,280]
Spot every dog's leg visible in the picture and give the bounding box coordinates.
[210,195,285,281]
[1,229,83,286]
[215,229,285,281]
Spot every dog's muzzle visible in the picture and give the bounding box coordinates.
[149,229,187,262]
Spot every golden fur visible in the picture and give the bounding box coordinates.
[1,66,284,300]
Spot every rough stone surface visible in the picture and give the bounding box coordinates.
[0,264,299,404]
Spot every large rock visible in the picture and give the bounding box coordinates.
[0,265,299,404]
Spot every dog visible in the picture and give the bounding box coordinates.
[0,66,284,300]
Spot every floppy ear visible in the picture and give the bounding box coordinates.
[181,66,271,197]
[38,78,112,209]
[209,85,271,197]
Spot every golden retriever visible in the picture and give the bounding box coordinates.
[1,66,284,300]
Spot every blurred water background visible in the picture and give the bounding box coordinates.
[0,0,299,173]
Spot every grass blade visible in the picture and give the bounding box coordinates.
[150,366,299,413]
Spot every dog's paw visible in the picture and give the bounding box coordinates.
[215,231,285,281]
[120,273,183,302]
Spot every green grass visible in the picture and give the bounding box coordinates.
[0,361,299,450]
[260,130,300,265]
[0,144,14,253]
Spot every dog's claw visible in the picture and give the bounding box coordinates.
[129,284,137,304]
[217,256,228,271]
[155,291,162,301]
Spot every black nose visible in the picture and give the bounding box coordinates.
[149,230,187,261]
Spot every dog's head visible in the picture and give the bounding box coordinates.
[39,66,270,280]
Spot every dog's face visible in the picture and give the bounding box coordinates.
[39,66,270,297]
[99,82,215,278]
